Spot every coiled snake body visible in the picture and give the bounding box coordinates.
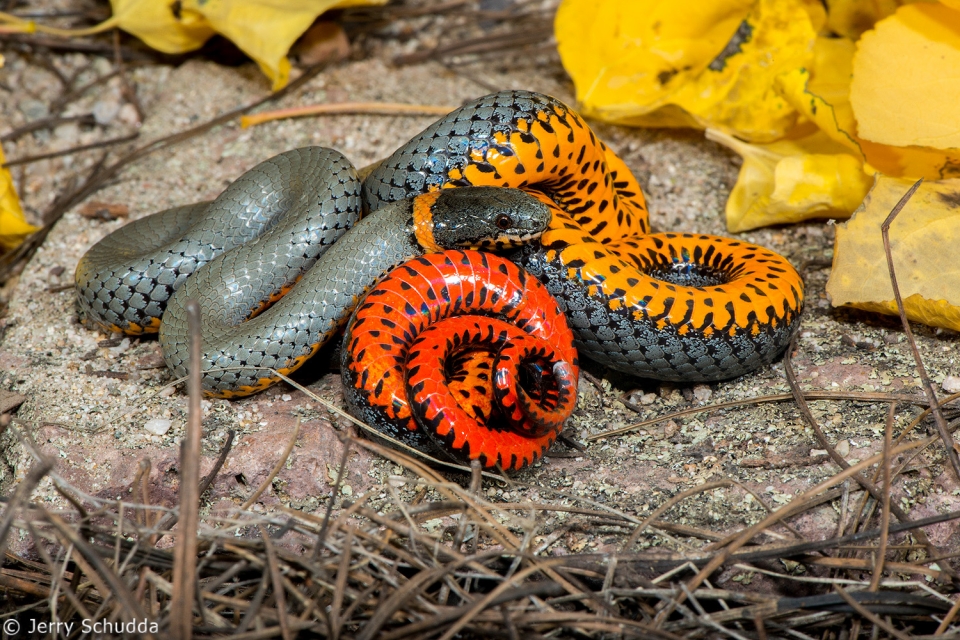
[342,250,579,470]
[363,91,804,382]
[76,90,804,466]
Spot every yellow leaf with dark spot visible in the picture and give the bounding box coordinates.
[1,0,386,91]
[826,176,960,331]
[851,3,960,149]
[555,0,815,142]
[107,0,215,54]
[708,129,871,231]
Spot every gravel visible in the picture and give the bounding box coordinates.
[1,0,958,559]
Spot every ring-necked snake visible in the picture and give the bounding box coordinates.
[75,90,805,468]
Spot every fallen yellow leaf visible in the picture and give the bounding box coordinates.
[777,37,960,179]
[107,0,215,54]
[826,176,960,331]
[0,0,386,91]
[823,0,905,39]
[851,3,960,150]
[555,0,815,142]
[182,0,362,91]
[800,0,827,33]
[0,146,37,253]
[708,129,871,231]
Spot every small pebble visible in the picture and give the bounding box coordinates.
[281,394,292,401]
[835,439,850,457]
[658,385,680,401]
[54,122,79,144]
[640,392,657,405]
[942,376,960,394]
[118,103,140,126]
[158,386,176,397]
[109,337,131,355]
[663,420,678,438]
[19,98,49,120]
[93,99,121,125]
[692,384,712,403]
[143,418,172,435]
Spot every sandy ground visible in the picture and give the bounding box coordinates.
[1,1,958,572]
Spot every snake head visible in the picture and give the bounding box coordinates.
[418,187,551,252]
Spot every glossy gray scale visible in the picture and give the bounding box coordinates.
[363,90,557,212]
[515,245,798,382]
[361,89,801,382]
[75,148,360,333]
[158,187,550,396]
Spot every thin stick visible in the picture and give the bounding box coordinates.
[50,68,123,112]
[2,133,139,167]
[869,403,896,591]
[241,102,456,128]
[134,458,152,531]
[936,595,960,635]
[0,11,121,37]
[782,335,955,576]
[0,458,53,564]
[329,526,354,639]
[113,27,144,123]
[314,435,353,560]
[198,429,235,498]
[0,113,95,142]
[753,613,768,640]
[258,525,292,640]
[622,481,732,551]
[589,390,942,440]
[655,438,934,625]
[880,179,960,482]
[170,299,203,640]
[833,586,911,640]
[0,32,151,59]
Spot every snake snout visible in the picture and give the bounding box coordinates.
[427,187,551,250]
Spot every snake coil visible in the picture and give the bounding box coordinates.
[363,90,804,381]
[75,90,804,468]
[341,250,579,470]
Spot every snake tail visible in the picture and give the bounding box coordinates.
[341,250,578,470]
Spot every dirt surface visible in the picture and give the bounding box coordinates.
[2,0,959,570]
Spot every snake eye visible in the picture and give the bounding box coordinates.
[495,214,513,230]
